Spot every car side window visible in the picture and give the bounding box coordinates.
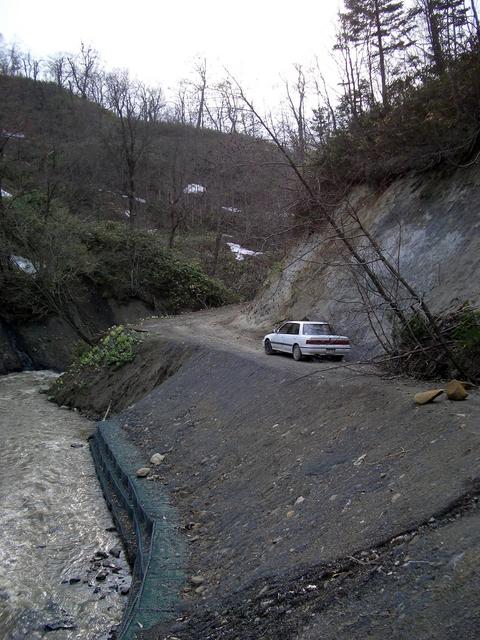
[278,323,290,334]
[288,324,300,335]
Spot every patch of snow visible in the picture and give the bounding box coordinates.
[1,130,25,139]
[10,255,37,274]
[1,189,12,198]
[183,183,206,194]
[121,194,146,203]
[222,206,241,214]
[226,242,263,262]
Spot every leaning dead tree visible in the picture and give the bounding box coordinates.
[233,79,471,380]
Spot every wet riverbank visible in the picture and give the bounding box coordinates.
[0,371,130,639]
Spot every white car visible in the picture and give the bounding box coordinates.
[263,321,351,361]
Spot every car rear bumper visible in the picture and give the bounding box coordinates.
[302,346,351,356]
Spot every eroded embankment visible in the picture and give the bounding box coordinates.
[52,336,480,639]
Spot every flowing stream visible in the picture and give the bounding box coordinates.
[0,371,130,639]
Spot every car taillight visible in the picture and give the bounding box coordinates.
[330,339,349,345]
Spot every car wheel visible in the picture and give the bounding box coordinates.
[264,339,275,355]
[292,344,303,361]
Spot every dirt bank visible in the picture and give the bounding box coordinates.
[50,308,480,639]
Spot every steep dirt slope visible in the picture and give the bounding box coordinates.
[50,308,480,639]
[245,163,480,357]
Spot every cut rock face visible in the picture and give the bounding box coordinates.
[414,389,444,405]
[446,379,469,401]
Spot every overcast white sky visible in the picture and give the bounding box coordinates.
[0,0,344,108]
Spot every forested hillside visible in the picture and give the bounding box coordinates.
[0,63,290,371]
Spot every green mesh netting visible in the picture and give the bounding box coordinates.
[90,419,185,639]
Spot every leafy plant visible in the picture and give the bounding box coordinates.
[76,325,141,370]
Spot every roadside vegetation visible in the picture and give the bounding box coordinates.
[0,193,234,341]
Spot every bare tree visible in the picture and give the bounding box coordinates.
[67,43,100,100]
[103,71,151,225]
[284,64,308,163]
[194,58,208,129]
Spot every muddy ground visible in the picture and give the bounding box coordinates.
[50,306,480,639]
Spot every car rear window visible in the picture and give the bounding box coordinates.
[302,323,332,335]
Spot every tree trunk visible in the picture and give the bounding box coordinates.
[373,0,389,108]
[425,0,446,74]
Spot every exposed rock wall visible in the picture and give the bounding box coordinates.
[2,298,152,372]
[0,322,23,374]
[246,164,480,357]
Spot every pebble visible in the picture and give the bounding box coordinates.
[109,546,122,558]
[294,496,305,506]
[150,453,166,465]
[136,467,150,478]
[68,577,81,584]
[190,575,205,586]
[96,571,108,581]
[70,443,84,448]
[120,585,130,595]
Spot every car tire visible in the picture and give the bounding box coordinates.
[332,355,344,361]
[292,344,303,361]
[264,339,275,355]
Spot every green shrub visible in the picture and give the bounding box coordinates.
[0,199,234,327]
[76,325,141,370]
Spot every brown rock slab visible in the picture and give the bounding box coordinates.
[446,379,468,401]
[414,389,444,405]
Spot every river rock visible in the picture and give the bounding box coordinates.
[414,389,444,405]
[44,620,77,631]
[136,467,150,477]
[109,545,122,558]
[446,379,468,401]
[190,575,205,586]
[120,585,130,595]
[96,571,108,581]
[150,452,166,465]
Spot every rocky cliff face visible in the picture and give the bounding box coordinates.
[246,164,480,357]
[0,299,152,374]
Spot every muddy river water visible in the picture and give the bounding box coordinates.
[0,372,129,639]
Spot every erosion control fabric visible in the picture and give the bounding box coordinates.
[90,419,185,639]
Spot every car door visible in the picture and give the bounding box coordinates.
[272,322,291,352]
[285,322,300,353]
